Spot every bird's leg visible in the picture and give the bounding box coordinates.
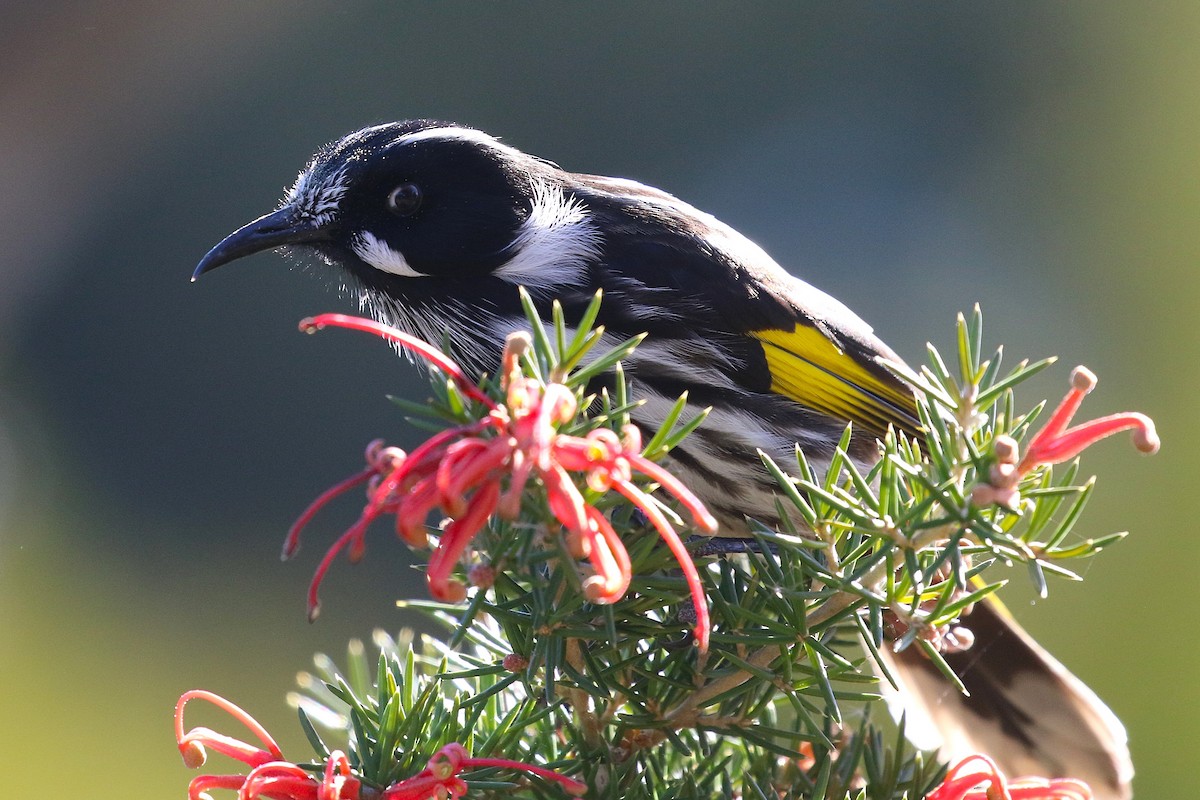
[687,536,779,557]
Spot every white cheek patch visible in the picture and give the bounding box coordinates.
[494,181,602,290]
[352,231,426,278]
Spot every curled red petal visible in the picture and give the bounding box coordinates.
[319,751,359,800]
[298,314,495,409]
[394,419,495,495]
[240,762,318,800]
[379,772,445,800]
[395,475,441,547]
[176,690,283,768]
[364,458,414,528]
[543,464,589,538]
[611,477,711,653]
[580,429,622,469]
[585,468,614,493]
[428,742,469,776]
[177,728,282,773]
[924,755,1093,800]
[188,774,248,800]
[925,757,997,800]
[363,438,388,466]
[580,505,632,604]
[436,438,490,517]
[426,481,500,602]
[442,436,513,512]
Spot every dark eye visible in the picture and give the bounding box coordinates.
[386,183,423,217]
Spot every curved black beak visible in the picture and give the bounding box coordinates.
[192,205,329,281]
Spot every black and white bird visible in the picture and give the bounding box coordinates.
[194,120,1132,799]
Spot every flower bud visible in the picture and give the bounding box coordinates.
[468,563,495,588]
[992,434,1019,465]
[503,653,530,672]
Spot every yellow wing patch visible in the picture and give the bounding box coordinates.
[754,324,919,437]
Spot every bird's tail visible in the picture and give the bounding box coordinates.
[878,597,1133,800]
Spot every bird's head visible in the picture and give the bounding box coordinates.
[194,121,601,299]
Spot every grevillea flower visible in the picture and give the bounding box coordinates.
[381,742,586,800]
[288,314,719,651]
[925,754,1092,800]
[175,690,586,800]
[176,689,344,800]
[1018,366,1158,471]
[973,366,1159,508]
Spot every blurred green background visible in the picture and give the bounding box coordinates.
[1,3,1195,796]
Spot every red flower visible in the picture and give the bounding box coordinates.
[381,742,586,800]
[974,366,1158,508]
[288,315,719,651]
[176,689,354,800]
[926,755,1092,800]
[175,690,585,800]
[1018,366,1158,471]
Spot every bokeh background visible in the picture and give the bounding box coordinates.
[1,3,1195,796]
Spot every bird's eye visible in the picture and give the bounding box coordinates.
[386,183,423,217]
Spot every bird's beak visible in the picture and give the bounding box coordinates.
[192,205,329,281]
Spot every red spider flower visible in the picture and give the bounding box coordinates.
[287,314,719,651]
[974,366,1159,508]
[176,689,344,800]
[1018,366,1158,470]
[926,754,1092,800]
[175,689,586,800]
[381,742,586,800]
[176,690,283,772]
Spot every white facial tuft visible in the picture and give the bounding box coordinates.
[352,230,426,277]
[364,291,507,376]
[286,162,351,227]
[494,180,602,291]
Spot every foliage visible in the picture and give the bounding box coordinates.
[179,297,1155,800]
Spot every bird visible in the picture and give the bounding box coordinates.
[193,120,1132,799]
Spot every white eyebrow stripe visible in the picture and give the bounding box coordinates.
[391,126,525,159]
[352,231,426,278]
[493,181,602,290]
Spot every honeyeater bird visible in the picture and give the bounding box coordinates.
[193,120,1131,799]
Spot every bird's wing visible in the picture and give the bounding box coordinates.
[576,174,921,440]
[751,319,920,439]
